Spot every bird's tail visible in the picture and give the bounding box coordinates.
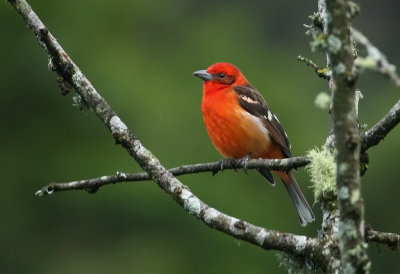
[278,171,315,226]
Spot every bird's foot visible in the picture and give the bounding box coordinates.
[239,154,252,174]
[213,158,226,176]
[213,158,232,176]
[218,158,233,171]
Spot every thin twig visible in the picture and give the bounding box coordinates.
[297,55,331,80]
[35,157,311,195]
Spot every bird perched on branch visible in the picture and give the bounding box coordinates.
[193,62,315,226]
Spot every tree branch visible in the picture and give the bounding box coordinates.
[365,225,400,251]
[319,0,370,272]
[309,8,400,88]
[353,26,400,153]
[8,0,323,262]
[361,98,400,152]
[35,157,310,195]
[304,14,400,153]
[352,28,400,88]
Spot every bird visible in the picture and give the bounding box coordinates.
[193,62,315,226]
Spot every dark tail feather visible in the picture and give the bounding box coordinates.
[282,172,315,226]
[257,168,275,186]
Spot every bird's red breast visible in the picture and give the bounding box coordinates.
[201,87,273,159]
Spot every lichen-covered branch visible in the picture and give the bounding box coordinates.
[34,156,310,195]
[308,8,400,89]
[365,225,400,251]
[324,98,400,155]
[7,0,323,262]
[319,0,370,272]
[361,99,400,152]
[304,12,400,154]
[352,28,400,88]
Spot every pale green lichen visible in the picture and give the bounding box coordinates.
[327,34,342,54]
[277,252,319,274]
[355,56,377,71]
[325,10,332,24]
[343,243,371,273]
[343,262,356,274]
[306,146,336,201]
[255,229,267,246]
[110,116,128,134]
[355,89,363,116]
[309,33,327,52]
[334,62,346,74]
[339,220,358,240]
[304,12,321,37]
[181,190,201,217]
[304,12,330,53]
[338,163,349,175]
[72,94,90,112]
[348,1,361,18]
[338,186,349,200]
[350,188,360,204]
[314,92,331,110]
[308,12,320,23]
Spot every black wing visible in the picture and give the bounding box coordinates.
[232,85,292,158]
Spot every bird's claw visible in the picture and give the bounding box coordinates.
[219,158,231,171]
[239,154,251,174]
[215,157,250,175]
[212,159,226,176]
[217,158,237,173]
[220,159,225,171]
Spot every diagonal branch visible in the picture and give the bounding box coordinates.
[35,157,310,195]
[361,99,400,152]
[352,28,400,88]
[310,10,400,88]
[353,27,400,151]
[8,0,324,262]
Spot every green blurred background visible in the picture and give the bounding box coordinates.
[1,0,399,272]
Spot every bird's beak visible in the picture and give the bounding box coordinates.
[193,69,212,81]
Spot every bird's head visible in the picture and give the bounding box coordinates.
[193,62,248,91]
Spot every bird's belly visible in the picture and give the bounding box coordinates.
[203,108,271,159]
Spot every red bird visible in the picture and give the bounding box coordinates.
[193,62,314,226]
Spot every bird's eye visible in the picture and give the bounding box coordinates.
[218,73,225,78]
